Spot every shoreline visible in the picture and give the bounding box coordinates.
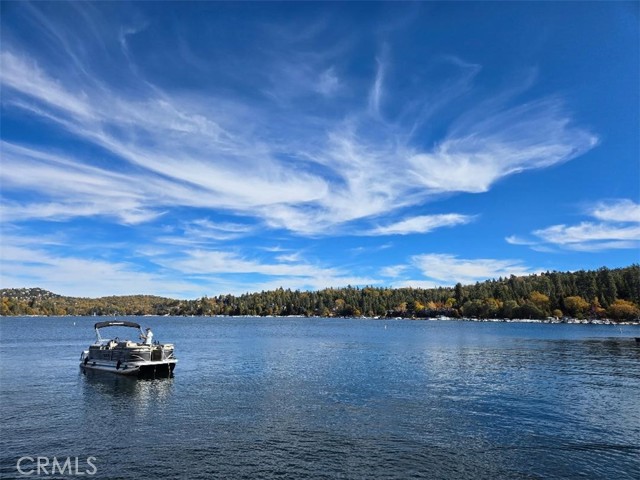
[1,314,638,326]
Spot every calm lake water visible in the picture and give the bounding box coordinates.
[1,316,639,479]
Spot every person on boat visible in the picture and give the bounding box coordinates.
[141,327,154,345]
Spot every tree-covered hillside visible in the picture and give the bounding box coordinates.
[2,265,639,321]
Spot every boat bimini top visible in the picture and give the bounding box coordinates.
[94,321,144,344]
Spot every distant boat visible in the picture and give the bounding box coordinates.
[80,321,177,378]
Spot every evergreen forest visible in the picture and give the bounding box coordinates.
[2,265,639,321]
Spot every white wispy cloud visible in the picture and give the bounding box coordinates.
[142,247,383,294]
[1,2,600,247]
[368,214,474,236]
[1,38,597,237]
[0,142,164,224]
[533,223,640,250]
[364,253,537,288]
[1,51,328,216]
[407,98,598,194]
[1,51,93,118]
[591,199,640,223]
[0,241,198,298]
[380,265,408,278]
[0,231,380,296]
[164,249,340,277]
[368,48,387,116]
[505,235,537,246]
[391,280,441,290]
[315,67,340,96]
[222,274,381,297]
[179,219,254,242]
[509,199,640,252]
[410,253,534,285]
[275,252,304,263]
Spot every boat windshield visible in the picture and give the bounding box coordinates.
[94,323,144,344]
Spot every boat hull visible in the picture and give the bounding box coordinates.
[80,359,177,378]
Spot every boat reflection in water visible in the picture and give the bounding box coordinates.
[81,368,174,396]
[80,368,175,416]
[80,321,177,378]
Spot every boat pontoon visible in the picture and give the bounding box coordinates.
[80,321,177,378]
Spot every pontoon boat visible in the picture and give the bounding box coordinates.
[80,321,177,378]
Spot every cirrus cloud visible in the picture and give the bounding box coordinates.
[508,199,640,252]
[409,253,534,285]
[1,27,598,236]
[368,214,475,236]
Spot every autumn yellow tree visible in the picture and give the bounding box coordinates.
[563,296,589,318]
[529,291,550,316]
[606,300,640,321]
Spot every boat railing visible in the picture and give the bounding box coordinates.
[163,350,175,360]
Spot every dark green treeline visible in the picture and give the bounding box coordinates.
[2,265,639,321]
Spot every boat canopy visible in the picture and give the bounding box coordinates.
[94,321,142,330]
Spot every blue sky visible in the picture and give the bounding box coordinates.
[1,1,638,298]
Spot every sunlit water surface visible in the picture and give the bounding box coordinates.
[1,317,639,479]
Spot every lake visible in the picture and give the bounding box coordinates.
[1,316,639,479]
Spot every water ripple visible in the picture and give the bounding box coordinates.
[1,317,639,479]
